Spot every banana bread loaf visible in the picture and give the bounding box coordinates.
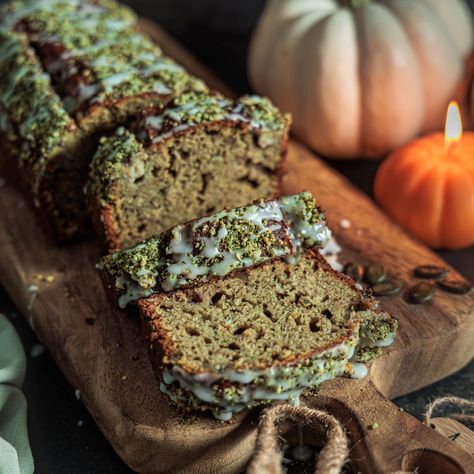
[139,250,397,420]
[98,192,330,308]
[88,92,290,249]
[0,0,207,240]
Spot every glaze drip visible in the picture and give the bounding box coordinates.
[161,340,357,420]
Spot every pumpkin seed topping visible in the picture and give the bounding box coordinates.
[365,263,387,285]
[406,282,435,304]
[343,262,364,282]
[437,279,471,295]
[414,265,448,280]
[372,279,404,297]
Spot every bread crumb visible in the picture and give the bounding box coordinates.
[339,218,351,229]
[77,420,84,427]
[74,389,81,400]
[34,274,55,283]
[369,422,379,430]
[121,375,127,380]
[30,344,45,357]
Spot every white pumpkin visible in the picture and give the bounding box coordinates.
[249,0,473,158]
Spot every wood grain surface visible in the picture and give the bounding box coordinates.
[432,418,474,457]
[0,18,472,474]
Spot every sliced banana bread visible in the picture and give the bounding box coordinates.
[139,250,397,420]
[98,192,330,308]
[87,92,290,250]
[0,0,206,240]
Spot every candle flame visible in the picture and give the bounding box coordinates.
[445,101,462,144]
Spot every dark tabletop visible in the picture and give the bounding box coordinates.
[1,1,474,473]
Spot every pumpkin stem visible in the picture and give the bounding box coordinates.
[340,0,371,8]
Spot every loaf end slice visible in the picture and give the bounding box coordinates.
[139,250,397,420]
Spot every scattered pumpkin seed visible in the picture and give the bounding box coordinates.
[343,262,364,282]
[406,281,435,304]
[365,263,387,285]
[437,279,471,295]
[414,265,448,280]
[371,279,404,297]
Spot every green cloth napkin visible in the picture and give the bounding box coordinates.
[0,314,34,474]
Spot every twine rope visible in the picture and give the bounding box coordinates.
[424,396,474,426]
[246,404,348,474]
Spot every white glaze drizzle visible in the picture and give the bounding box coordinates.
[146,94,282,145]
[161,341,356,420]
[348,362,368,380]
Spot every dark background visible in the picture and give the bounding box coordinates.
[1,1,474,472]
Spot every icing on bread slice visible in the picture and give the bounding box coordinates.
[98,192,331,308]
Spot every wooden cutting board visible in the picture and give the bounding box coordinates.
[0,18,473,474]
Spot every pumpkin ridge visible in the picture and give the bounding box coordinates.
[375,145,438,233]
[439,167,474,249]
[356,3,424,156]
[409,164,445,247]
[423,0,474,57]
[438,171,451,248]
[398,160,433,230]
[301,9,361,157]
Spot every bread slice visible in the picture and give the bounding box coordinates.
[139,250,397,420]
[98,192,330,308]
[87,92,290,250]
[0,0,206,241]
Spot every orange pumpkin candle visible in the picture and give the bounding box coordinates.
[374,101,474,250]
